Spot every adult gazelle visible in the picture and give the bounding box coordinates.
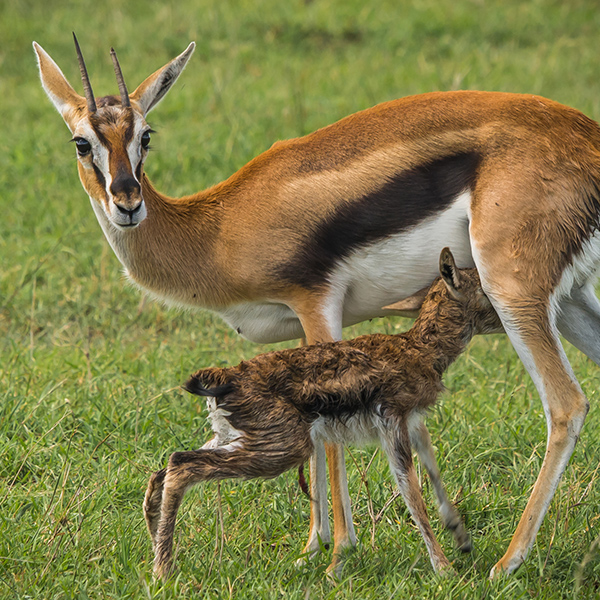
[34,36,600,577]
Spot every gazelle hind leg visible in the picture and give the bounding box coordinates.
[489,309,588,576]
[409,417,471,552]
[557,282,600,366]
[383,423,453,575]
[473,259,589,576]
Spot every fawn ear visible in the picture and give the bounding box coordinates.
[382,286,429,318]
[439,247,465,300]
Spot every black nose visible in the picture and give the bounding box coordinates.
[115,202,142,217]
[110,174,141,198]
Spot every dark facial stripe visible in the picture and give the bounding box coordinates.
[135,159,143,182]
[122,113,135,146]
[275,152,480,289]
[92,163,107,196]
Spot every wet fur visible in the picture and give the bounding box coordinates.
[144,255,502,578]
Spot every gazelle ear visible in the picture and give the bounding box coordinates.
[33,42,85,131]
[382,286,429,318]
[129,42,195,115]
[439,247,464,300]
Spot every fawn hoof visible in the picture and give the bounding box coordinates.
[455,528,472,553]
[445,512,472,553]
[153,555,176,582]
[438,563,457,578]
[153,564,174,582]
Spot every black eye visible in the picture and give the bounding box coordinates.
[141,130,151,149]
[74,138,92,156]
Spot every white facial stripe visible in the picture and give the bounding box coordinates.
[127,116,147,183]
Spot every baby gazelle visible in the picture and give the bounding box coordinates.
[144,249,502,578]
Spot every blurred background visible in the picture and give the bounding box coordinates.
[2,1,600,598]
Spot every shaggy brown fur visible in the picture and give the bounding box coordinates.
[144,249,502,578]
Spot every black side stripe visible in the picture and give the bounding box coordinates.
[275,152,480,289]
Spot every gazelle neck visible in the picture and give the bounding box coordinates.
[90,174,229,309]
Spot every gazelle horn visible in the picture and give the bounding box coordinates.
[110,47,131,108]
[72,33,97,113]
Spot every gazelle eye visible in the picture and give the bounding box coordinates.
[74,138,92,156]
[141,130,151,149]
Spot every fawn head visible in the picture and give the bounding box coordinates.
[385,248,504,335]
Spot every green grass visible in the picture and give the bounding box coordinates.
[2,0,600,597]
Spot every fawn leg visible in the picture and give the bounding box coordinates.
[409,417,471,552]
[144,436,220,552]
[144,468,167,551]
[383,423,453,575]
[298,439,331,562]
[152,447,267,579]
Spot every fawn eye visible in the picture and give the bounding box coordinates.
[74,138,92,156]
[141,130,151,149]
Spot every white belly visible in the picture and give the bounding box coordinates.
[335,191,474,326]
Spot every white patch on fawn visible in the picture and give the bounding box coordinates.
[203,396,244,451]
[310,411,388,447]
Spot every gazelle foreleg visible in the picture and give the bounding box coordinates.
[325,442,357,575]
[409,417,472,552]
[481,293,589,577]
[297,439,331,562]
[294,299,356,575]
[557,281,600,366]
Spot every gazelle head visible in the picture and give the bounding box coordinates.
[33,35,195,230]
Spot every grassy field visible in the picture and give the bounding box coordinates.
[2,0,600,597]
